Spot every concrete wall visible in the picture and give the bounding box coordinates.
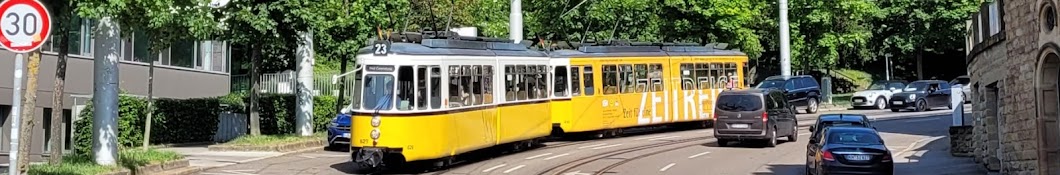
[0,51,230,162]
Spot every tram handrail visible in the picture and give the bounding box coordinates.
[333,64,364,84]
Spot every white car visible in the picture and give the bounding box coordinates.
[950,76,972,103]
[851,80,908,109]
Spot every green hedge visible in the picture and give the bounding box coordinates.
[73,93,340,155]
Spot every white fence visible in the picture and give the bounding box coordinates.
[231,70,359,97]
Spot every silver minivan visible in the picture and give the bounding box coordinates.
[714,89,799,147]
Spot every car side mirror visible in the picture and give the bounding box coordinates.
[809,125,815,132]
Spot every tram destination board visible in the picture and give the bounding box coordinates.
[0,0,51,53]
[366,65,394,72]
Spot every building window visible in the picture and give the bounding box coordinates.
[1046,4,1057,32]
[988,1,1000,35]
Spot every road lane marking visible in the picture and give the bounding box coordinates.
[578,143,607,149]
[634,135,672,140]
[687,151,711,159]
[544,153,571,160]
[649,136,682,141]
[525,153,553,160]
[659,163,676,172]
[592,144,623,149]
[503,165,526,173]
[482,164,507,172]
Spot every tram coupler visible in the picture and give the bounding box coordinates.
[353,147,387,168]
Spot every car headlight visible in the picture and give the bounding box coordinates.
[909,94,916,100]
[370,129,381,140]
[371,116,381,127]
[327,122,337,128]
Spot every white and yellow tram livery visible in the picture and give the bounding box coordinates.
[350,36,552,168]
[547,43,749,136]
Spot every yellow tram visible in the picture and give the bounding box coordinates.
[547,43,749,136]
[349,35,553,168]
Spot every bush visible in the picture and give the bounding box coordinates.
[254,94,338,135]
[30,149,183,175]
[74,95,221,155]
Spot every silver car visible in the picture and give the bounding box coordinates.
[950,76,971,103]
[850,80,907,109]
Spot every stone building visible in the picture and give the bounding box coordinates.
[966,0,1060,174]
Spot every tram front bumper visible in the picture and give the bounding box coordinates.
[352,147,401,168]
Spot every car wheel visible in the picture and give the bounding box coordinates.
[875,97,887,110]
[806,98,819,114]
[787,125,798,141]
[915,99,927,112]
[766,128,778,147]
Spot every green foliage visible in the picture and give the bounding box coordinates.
[254,94,339,135]
[222,133,324,146]
[117,148,184,170]
[73,95,221,155]
[30,149,182,175]
[827,69,874,93]
[314,95,339,131]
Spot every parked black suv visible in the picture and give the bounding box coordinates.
[755,75,822,114]
[889,80,954,112]
[714,89,798,147]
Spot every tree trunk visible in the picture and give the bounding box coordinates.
[249,44,261,136]
[295,31,314,136]
[49,22,71,164]
[917,48,924,80]
[142,56,155,149]
[336,54,348,113]
[17,51,41,172]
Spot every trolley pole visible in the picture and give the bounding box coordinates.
[779,0,791,76]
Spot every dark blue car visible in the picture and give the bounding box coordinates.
[326,114,352,150]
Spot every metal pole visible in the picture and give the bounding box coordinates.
[8,53,24,175]
[885,54,891,80]
[509,0,523,43]
[779,0,791,77]
[92,17,120,166]
[296,31,315,136]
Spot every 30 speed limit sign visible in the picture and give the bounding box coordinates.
[0,0,50,53]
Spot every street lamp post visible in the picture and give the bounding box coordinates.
[885,53,892,81]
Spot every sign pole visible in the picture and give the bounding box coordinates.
[8,53,24,175]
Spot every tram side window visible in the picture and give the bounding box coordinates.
[416,66,428,110]
[483,65,493,104]
[517,65,529,100]
[462,65,475,106]
[695,63,711,89]
[726,63,738,87]
[537,65,548,98]
[397,66,414,111]
[554,66,569,97]
[649,64,664,92]
[620,64,634,94]
[448,66,462,108]
[430,67,442,109]
[710,63,723,88]
[603,65,619,95]
[472,65,483,105]
[635,64,648,92]
[570,66,582,96]
[680,64,695,90]
[583,66,595,95]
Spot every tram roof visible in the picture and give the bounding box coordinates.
[357,38,548,57]
[547,44,747,58]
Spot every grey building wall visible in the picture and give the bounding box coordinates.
[0,50,230,162]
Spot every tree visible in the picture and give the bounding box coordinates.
[43,0,76,164]
[15,51,42,173]
[871,0,978,79]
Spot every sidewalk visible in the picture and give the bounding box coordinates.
[893,136,995,175]
[161,144,286,169]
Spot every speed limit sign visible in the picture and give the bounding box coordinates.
[0,0,50,53]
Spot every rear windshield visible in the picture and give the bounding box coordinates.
[820,121,867,128]
[827,130,882,145]
[717,94,763,111]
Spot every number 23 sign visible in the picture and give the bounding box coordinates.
[0,0,50,53]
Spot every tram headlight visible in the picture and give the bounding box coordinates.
[371,115,381,127]
[370,129,381,140]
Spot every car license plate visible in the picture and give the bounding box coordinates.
[731,124,749,129]
[853,99,864,103]
[892,101,903,105]
[846,155,871,161]
[342,133,350,138]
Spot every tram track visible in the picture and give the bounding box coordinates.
[537,135,713,175]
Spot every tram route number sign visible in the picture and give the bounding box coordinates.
[373,40,390,56]
[0,0,51,53]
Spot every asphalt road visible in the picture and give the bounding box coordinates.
[198,106,967,175]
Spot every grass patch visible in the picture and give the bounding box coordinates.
[29,149,183,175]
[223,133,325,146]
[829,93,853,105]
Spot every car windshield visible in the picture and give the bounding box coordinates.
[867,82,888,90]
[716,94,763,111]
[827,130,883,145]
[756,80,785,89]
[904,82,930,92]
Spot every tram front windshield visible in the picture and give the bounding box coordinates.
[362,74,395,110]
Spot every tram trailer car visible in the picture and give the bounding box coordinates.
[349,36,553,169]
[547,43,749,137]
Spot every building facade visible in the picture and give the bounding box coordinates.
[0,15,232,162]
[966,0,1060,174]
